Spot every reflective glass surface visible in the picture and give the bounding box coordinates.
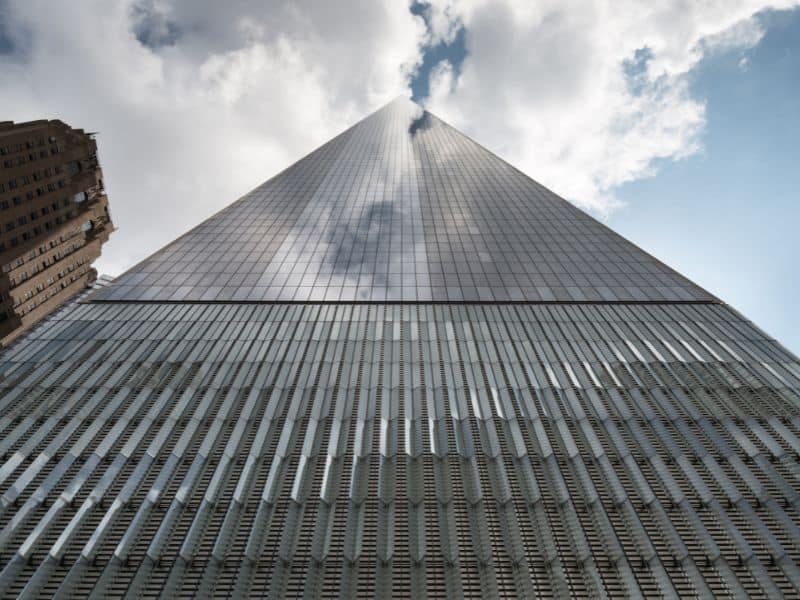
[95,98,713,303]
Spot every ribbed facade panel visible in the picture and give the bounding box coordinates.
[0,302,798,597]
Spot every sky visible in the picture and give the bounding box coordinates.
[0,0,797,352]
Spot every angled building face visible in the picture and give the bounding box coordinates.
[0,98,799,598]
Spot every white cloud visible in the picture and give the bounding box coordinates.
[0,0,795,277]
[422,0,799,214]
[0,0,425,275]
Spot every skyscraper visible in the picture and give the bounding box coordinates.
[0,119,113,348]
[0,98,798,598]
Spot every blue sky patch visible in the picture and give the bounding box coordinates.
[132,1,181,50]
[622,46,654,95]
[0,1,15,55]
[409,2,467,102]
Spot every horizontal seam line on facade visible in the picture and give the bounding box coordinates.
[81,299,723,306]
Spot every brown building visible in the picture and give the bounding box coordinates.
[0,119,113,347]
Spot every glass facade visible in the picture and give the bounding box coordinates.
[0,98,798,598]
[96,99,711,304]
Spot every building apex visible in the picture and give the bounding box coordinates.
[94,96,713,305]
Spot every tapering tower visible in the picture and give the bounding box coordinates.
[0,98,798,598]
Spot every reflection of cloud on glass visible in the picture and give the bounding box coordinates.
[269,97,431,300]
[408,111,432,136]
[325,201,396,284]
